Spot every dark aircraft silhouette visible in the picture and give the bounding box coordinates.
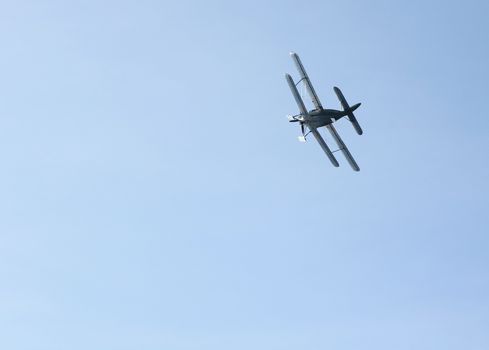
[285,52,364,171]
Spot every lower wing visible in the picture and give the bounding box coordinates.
[325,124,360,171]
[310,128,339,167]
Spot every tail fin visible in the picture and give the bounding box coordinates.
[333,87,363,135]
[350,102,361,112]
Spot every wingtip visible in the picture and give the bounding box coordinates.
[289,51,296,56]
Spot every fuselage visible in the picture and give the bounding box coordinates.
[306,108,348,129]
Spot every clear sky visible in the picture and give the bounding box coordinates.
[1,0,488,349]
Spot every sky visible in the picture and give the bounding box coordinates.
[0,0,488,349]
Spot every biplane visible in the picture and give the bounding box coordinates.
[285,52,363,171]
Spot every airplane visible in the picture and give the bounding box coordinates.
[285,52,364,171]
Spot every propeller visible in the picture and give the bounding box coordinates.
[287,115,307,142]
[298,122,307,142]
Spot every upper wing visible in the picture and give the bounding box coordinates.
[310,128,339,167]
[290,52,323,110]
[285,73,309,117]
[325,124,360,171]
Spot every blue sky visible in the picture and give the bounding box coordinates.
[0,1,488,349]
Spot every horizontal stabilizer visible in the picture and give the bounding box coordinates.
[333,86,363,135]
